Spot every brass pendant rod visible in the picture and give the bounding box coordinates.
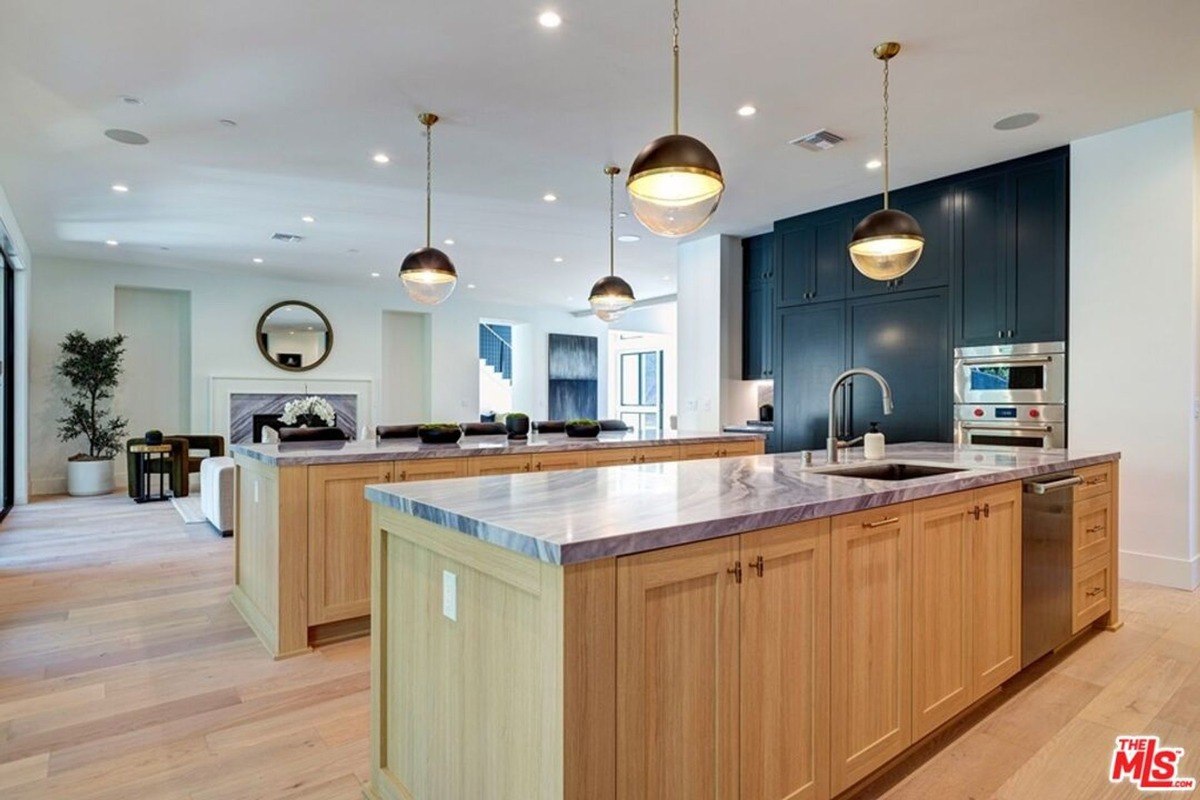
[882,55,890,210]
[672,0,680,135]
[424,118,432,247]
[605,165,621,276]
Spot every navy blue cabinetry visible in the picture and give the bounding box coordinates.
[775,209,851,307]
[956,172,1009,345]
[775,302,845,453]
[742,233,775,379]
[847,289,951,443]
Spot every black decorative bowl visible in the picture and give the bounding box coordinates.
[144,429,163,445]
[565,421,601,438]
[506,414,530,440]
[417,425,463,445]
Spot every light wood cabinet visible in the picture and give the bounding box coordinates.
[678,439,763,461]
[589,448,641,468]
[617,535,741,800]
[830,505,912,795]
[1073,494,1112,567]
[741,521,830,800]
[393,458,470,482]
[635,444,681,464]
[468,454,531,476]
[912,493,973,738]
[307,462,392,625]
[971,482,1022,696]
[1073,556,1112,633]
[1074,462,1113,501]
[531,451,590,472]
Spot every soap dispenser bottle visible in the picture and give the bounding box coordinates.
[864,422,885,460]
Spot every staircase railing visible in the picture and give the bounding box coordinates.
[479,323,513,382]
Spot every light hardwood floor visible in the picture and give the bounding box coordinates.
[0,493,369,799]
[1,493,1198,799]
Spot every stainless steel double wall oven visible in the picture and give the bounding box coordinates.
[953,341,1066,448]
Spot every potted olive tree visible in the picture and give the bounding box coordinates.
[56,330,128,496]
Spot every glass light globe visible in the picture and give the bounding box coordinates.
[589,275,635,322]
[847,208,925,281]
[399,246,457,305]
[627,134,724,237]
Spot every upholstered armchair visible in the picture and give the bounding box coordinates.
[126,436,189,498]
[179,435,225,474]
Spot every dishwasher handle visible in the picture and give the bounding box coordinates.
[1025,475,1084,495]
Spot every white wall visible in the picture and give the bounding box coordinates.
[1070,110,1200,589]
[380,311,431,424]
[29,256,612,495]
[676,235,757,432]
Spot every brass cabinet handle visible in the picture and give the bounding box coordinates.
[1085,476,1107,485]
[638,454,647,463]
[523,463,531,471]
[384,471,391,481]
[862,516,900,529]
[983,503,990,518]
[970,505,981,520]
[1086,524,1106,534]
[728,561,743,583]
[399,470,407,481]
[1086,587,1105,598]
[534,462,542,471]
[749,555,764,578]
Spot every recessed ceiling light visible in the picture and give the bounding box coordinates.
[306,326,314,331]
[443,238,455,245]
[865,159,882,170]
[617,211,628,218]
[347,248,360,254]
[104,129,149,146]
[119,95,143,106]
[662,275,671,281]
[105,239,119,246]
[467,283,477,289]
[373,153,390,164]
[553,256,564,263]
[218,118,238,127]
[543,193,558,202]
[994,112,1040,131]
[111,184,129,193]
[301,215,315,223]
[617,234,641,243]
[538,10,562,28]
[737,105,757,117]
[566,295,574,301]
[252,257,264,263]
[370,271,381,278]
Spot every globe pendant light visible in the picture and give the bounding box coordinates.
[626,0,724,238]
[848,42,925,281]
[590,166,637,321]
[400,113,458,305]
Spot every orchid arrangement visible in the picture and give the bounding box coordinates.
[280,395,336,427]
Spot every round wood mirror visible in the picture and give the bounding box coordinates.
[256,301,333,372]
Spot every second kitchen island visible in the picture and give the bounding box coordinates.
[363,443,1119,800]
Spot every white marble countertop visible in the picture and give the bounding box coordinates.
[231,429,765,467]
[365,442,1120,565]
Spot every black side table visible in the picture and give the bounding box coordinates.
[129,443,173,503]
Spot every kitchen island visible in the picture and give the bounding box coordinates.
[363,443,1119,800]
[229,430,764,658]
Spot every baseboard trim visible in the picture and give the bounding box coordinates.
[1119,548,1200,590]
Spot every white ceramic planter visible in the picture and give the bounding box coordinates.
[67,458,115,497]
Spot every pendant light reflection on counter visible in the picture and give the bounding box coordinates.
[848,42,924,281]
[625,0,723,238]
[400,113,458,305]
[590,165,636,321]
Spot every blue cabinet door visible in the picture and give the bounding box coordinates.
[851,185,954,297]
[775,211,850,307]
[1008,156,1067,343]
[742,234,775,379]
[848,289,951,444]
[775,302,846,452]
[955,172,1009,346]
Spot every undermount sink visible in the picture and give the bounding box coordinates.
[812,462,967,481]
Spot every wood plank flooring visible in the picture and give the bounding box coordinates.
[1,492,1198,798]
[0,494,368,799]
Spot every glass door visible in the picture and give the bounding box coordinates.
[0,254,13,519]
[616,350,664,433]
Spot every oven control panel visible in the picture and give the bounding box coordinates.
[954,404,1065,423]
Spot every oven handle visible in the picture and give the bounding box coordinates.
[958,423,1054,433]
[1025,475,1085,495]
[957,355,1054,366]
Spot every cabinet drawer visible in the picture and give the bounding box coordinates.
[636,445,680,464]
[1073,494,1112,567]
[1072,556,1111,633]
[587,448,641,468]
[468,454,532,476]
[719,439,763,457]
[395,458,471,482]
[1074,463,1113,501]
[530,451,589,472]
[678,442,727,461]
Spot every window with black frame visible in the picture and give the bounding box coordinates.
[617,350,663,433]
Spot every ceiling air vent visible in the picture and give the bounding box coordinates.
[789,129,845,152]
[271,232,304,243]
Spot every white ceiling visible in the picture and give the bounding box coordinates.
[0,0,1197,310]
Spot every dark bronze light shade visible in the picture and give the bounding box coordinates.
[627,134,724,237]
[589,274,636,322]
[847,209,925,281]
[399,246,457,306]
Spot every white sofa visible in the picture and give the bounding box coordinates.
[200,456,235,536]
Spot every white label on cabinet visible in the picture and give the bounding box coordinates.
[442,570,458,621]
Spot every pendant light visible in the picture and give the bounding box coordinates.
[399,112,458,305]
[590,166,637,321]
[848,42,924,281]
[626,0,723,238]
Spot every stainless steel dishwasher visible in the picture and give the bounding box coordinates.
[1021,472,1084,667]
